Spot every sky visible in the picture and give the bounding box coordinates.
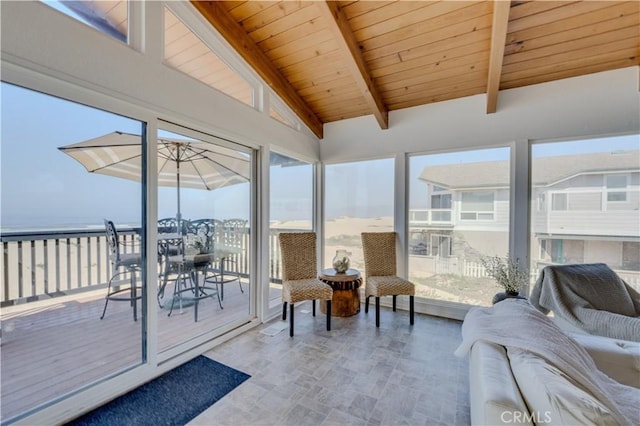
[2,81,638,230]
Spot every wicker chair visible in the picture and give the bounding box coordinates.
[278,232,333,337]
[361,232,415,327]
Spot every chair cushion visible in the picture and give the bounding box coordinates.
[365,276,415,298]
[283,279,332,304]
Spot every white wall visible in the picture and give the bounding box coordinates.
[321,67,640,161]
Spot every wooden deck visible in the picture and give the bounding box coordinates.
[0,279,269,422]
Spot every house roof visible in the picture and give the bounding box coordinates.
[78,1,639,138]
[418,150,640,189]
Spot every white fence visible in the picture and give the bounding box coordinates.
[434,257,488,278]
[431,256,640,291]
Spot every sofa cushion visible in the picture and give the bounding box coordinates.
[507,347,618,425]
[469,341,533,425]
[570,332,640,389]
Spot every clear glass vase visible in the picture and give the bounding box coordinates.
[332,249,351,273]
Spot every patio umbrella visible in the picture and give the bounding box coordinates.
[58,131,250,226]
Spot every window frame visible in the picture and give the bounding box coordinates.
[605,174,629,203]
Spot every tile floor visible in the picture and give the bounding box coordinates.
[191,303,470,425]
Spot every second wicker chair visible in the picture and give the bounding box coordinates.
[361,232,415,327]
[278,232,333,337]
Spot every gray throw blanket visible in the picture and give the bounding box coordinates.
[530,263,640,342]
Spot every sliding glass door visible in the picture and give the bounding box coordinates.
[1,82,145,422]
[156,123,255,355]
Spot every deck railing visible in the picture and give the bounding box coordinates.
[1,226,287,306]
[1,228,138,306]
[4,227,639,305]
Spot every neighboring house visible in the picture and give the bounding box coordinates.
[411,150,640,274]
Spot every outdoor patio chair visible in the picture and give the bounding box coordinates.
[101,219,143,321]
[156,218,190,307]
[189,219,224,295]
[361,232,415,327]
[158,217,179,234]
[211,219,247,300]
[278,232,333,337]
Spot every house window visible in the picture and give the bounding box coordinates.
[269,101,300,131]
[42,0,128,43]
[606,175,627,202]
[460,191,494,220]
[551,193,567,210]
[431,193,452,209]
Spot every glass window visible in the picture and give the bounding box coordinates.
[269,105,299,130]
[0,82,143,422]
[324,159,394,272]
[551,193,568,210]
[530,135,640,294]
[42,1,128,43]
[408,147,510,306]
[268,153,314,311]
[431,193,452,209]
[606,175,628,202]
[460,191,494,220]
[156,125,253,353]
[164,7,253,107]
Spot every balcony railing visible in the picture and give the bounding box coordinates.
[408,209,453,226]
[1,226,286,306]
[535,188,640,237]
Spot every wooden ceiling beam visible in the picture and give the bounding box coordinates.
[191,1,324,138]
[316,1,389,130]
[486,0,511,114]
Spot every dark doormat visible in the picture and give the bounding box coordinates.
[66,356,250,426]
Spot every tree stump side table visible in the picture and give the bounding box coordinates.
[318,268,362,317]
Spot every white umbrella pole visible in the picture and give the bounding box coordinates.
[176,147,182,232]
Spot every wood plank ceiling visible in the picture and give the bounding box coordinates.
[191,1,639,138]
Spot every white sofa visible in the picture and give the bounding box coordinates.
[469,332,640,425]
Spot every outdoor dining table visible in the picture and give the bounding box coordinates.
[167,251,219,322]
[157,234,242,321]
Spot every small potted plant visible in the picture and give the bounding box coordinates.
[480,255,529,304]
